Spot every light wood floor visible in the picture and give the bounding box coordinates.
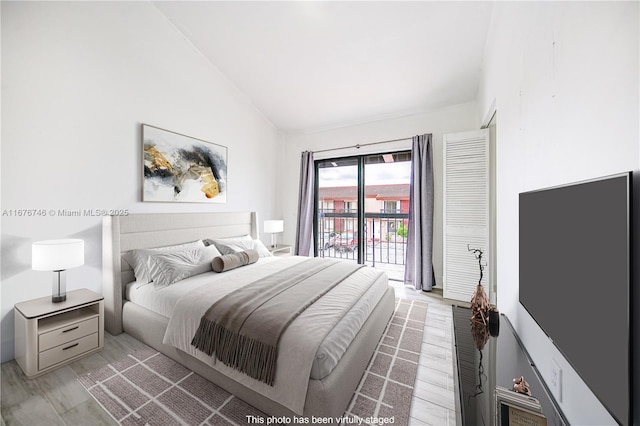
[1,283,459,426]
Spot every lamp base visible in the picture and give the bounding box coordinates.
[52,294,67,303]
[52,270,67,304]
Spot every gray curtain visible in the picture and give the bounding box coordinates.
[404,134,435,291]
[294,151,315,256]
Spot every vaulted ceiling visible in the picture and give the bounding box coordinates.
[153,1,494,133]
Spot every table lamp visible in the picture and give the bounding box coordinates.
[32,239,84,303]
[263,220,284,248]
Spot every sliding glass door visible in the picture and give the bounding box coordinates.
[316,157,360,262]
[315,151,411,281]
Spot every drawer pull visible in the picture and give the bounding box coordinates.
[62,326,79,333]
[62,343,79,351]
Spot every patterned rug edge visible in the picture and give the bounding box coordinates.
[342,298,428,426]
[78,298,428,426]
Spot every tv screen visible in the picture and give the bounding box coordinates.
[519,172,632,426]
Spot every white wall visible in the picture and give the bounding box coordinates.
[0,1,283,362]
[478,2,639,424]
[281,102,479,286]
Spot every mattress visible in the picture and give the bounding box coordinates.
[125,256,388,380]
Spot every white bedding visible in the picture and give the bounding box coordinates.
[126,257,281,316]
[125,256,388,380]
[126,256,388,415]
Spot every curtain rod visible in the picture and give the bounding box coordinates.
[312,136,413,154]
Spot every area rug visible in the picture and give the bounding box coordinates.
[78,298,427,426]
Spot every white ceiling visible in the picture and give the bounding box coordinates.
[153,1,494,133]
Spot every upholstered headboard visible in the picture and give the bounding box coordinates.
[102,212,259,334]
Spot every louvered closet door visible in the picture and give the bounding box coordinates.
[443,129,490,302]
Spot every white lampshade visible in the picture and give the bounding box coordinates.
[32,239,84,271]
[263,220,284,234]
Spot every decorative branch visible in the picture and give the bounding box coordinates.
[469,245,490,327]
[467,244,487,286]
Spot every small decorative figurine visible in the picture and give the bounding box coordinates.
[513,376,532,396]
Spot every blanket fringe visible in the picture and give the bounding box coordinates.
[191,317,277,386]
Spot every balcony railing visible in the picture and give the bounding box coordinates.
[317,210,409,281]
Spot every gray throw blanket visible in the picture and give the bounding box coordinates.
[211,250,259,273]
[191,258,363,385]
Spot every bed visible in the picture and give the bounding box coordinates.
[102,212,395,419]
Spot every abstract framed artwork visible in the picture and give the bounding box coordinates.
[142,124,228,203]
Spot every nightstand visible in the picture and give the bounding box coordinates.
[269,244,292,256]
[14,288,104,378]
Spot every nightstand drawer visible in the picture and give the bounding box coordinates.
[39,316,99,351]
[15,289,104,378]
[39,333,99,371]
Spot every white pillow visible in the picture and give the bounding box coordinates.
[206,235,252,252]
[147,245,221,286]
[212,236,273,257]
[129,240,206,284]
[251,239,273,257]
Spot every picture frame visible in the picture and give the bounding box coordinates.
[495,386,547,426]
[142,124,228,203]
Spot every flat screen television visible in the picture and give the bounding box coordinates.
[519,172,632,426]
